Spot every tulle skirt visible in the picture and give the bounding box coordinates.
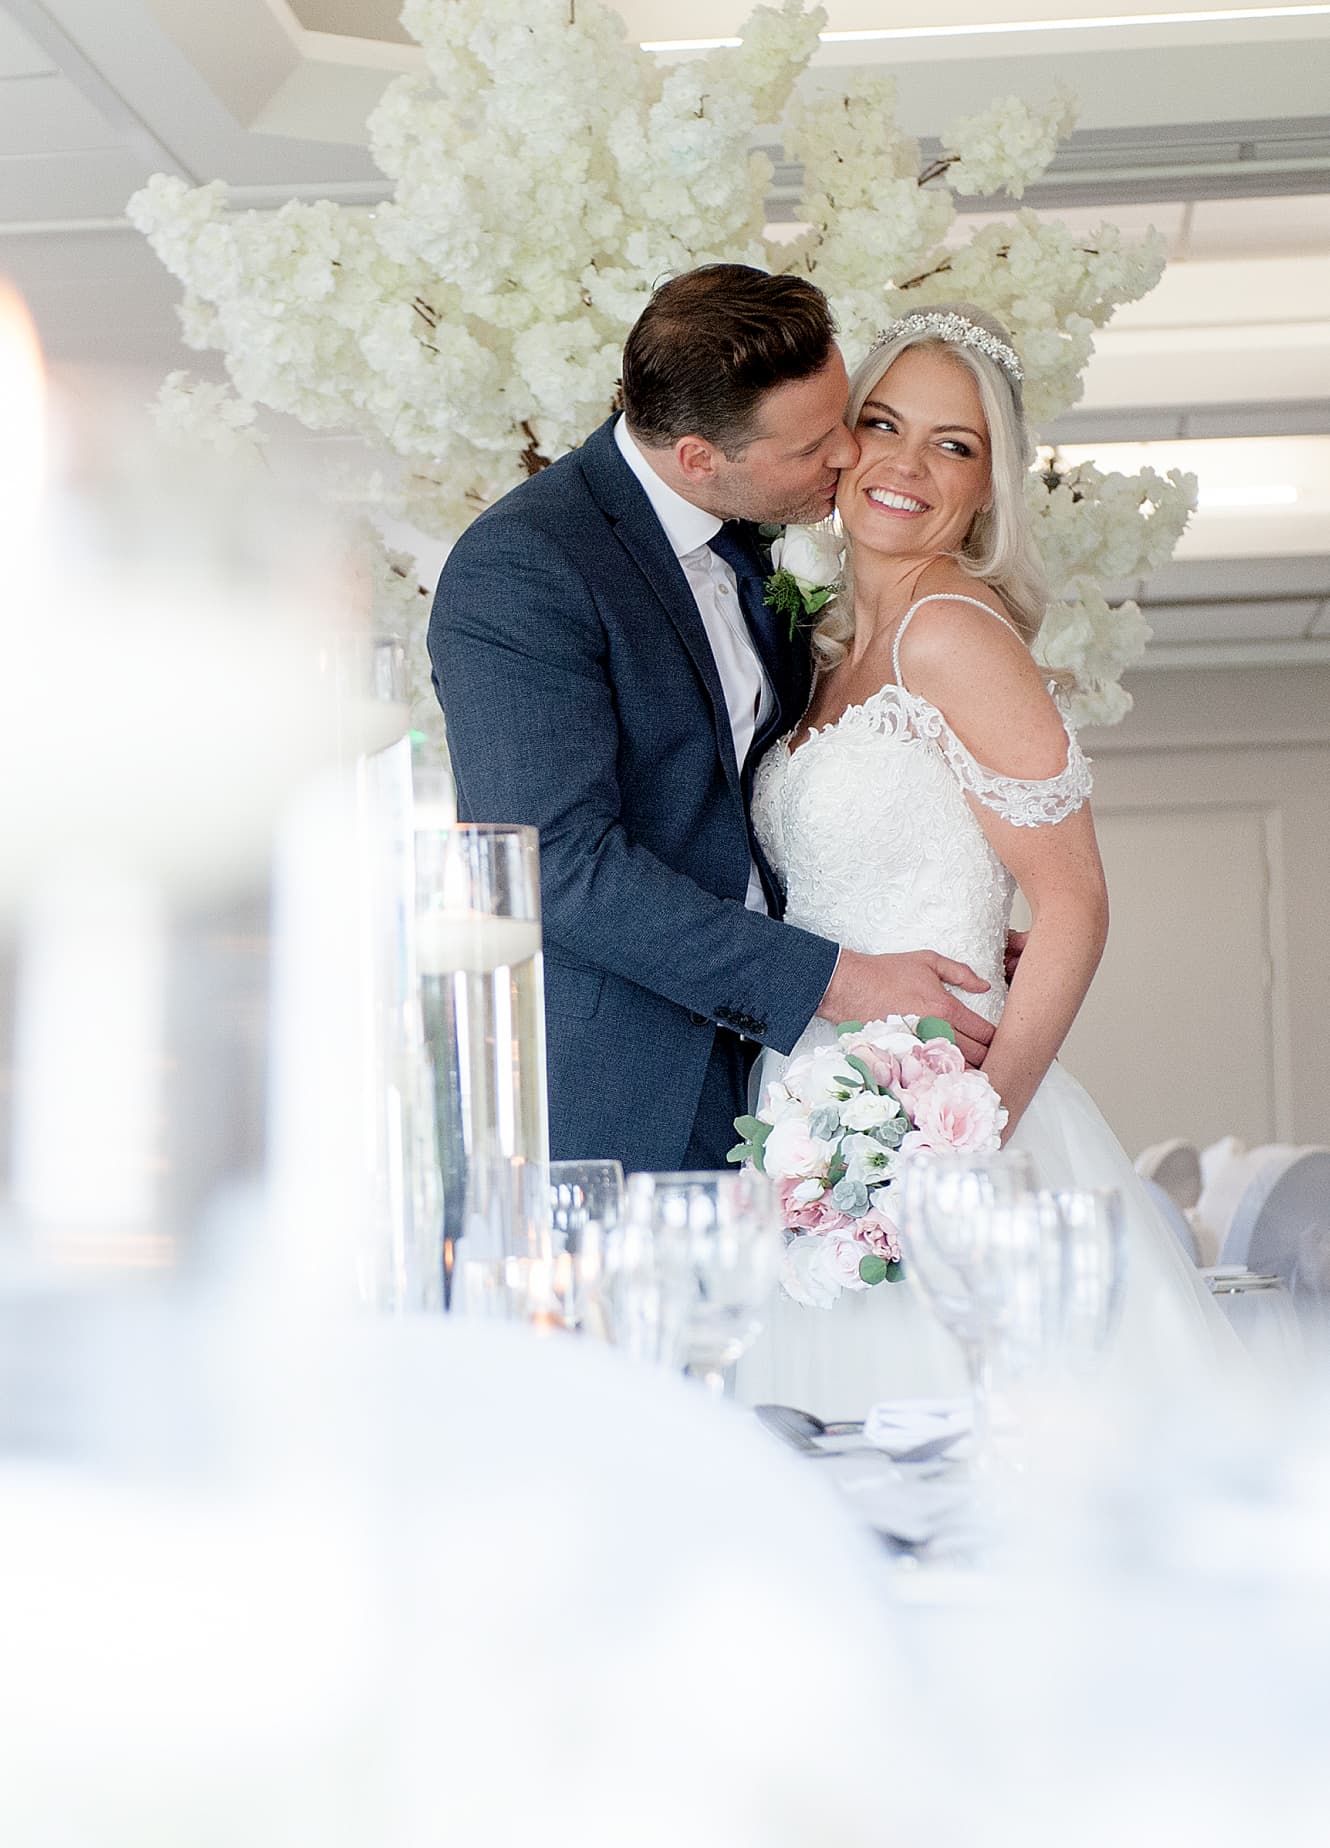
[735,1058,1238,1422]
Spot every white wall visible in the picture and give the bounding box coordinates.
[1058,666,1330,1156]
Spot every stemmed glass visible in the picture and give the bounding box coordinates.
[994,1186,1128,1380]
[543,1159,625,1333]
[621,1170,784,1394]
[895,1149,1039,1455]
[1045,1187,1127,1367]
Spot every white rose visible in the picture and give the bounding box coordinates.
[762,1117,836,1183]
[839,1090,902,1132]
[784,1044,860,1108]
[780,1235,840,1309]
[820,1233,872,1292]
[755,1080,802,1126]
[769,523,844,593]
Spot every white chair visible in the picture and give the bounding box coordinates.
[1229,1148,1330,1299]
[1199,1134,1246,1194]
[1198,1141,1297,1269]
[1135,1139,1203,1211]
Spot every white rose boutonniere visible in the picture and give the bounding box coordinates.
[761,523,845,640]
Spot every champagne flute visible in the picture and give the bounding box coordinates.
[621,1171,783,1394]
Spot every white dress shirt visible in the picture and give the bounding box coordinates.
[614,416,774,915]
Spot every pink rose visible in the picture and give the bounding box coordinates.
[860,1210,903,1265]
[778,1179,848,1235]
[840,1020,917,1090]
[895,1037,968,1120]
[840,1039,900,1091]
[898,1036,965,1092]
[911,1070,1007,1153]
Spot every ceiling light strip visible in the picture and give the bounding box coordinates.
[641,6,1330,52]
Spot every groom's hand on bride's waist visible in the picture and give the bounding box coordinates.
[814,948,995,1069]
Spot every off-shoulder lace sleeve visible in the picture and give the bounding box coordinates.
[892,594,1093,825]
[935,714,1092,828]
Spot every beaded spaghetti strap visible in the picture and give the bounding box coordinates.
[891,593,1024,692]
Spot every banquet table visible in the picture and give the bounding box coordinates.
[5,1289,1330,1848]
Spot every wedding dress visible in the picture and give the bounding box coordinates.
[735,593,1235,1419]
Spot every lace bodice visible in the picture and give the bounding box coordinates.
[751,594,1091,1025]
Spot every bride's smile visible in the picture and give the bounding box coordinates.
[837,344,992,565]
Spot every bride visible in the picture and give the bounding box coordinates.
[736,304,1233,1418]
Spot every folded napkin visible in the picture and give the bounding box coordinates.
[862,1397,971,1460]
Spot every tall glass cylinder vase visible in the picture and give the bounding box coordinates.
[413,823,550,1315]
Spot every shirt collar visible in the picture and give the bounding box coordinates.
[614,414,721,560]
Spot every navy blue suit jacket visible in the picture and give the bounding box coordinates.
[429,415,839,1172]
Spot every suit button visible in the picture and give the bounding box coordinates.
[687,1010,709,1027]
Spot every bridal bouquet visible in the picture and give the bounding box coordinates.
[729,1017,1008,1308]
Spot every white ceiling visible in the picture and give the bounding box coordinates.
[1,0,1328,661]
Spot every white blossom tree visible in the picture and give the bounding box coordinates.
[130,0,1193,736]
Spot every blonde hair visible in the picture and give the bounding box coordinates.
[812,302,1047,674]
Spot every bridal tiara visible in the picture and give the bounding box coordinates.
[870,312,1024,384]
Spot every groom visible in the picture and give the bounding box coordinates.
[430,265,994,1172]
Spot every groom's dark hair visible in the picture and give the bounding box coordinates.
[621,264,836,459]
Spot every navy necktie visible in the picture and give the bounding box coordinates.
[706,524,780,665]
[706,525,787,914]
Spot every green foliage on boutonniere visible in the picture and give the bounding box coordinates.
[763,569,838,641]
[758,521,845,641]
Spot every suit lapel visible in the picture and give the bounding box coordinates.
[578,419,742,794]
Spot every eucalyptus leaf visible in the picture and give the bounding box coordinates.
[733,1113,770,1144]
[915,1016,957,1045]
[835,1020,864,1037]
[858,1253,889,1286]
[841,1053,879,1093]
[726,1142,749,1165]
[884,1259,905,1283]
[832,1177,870,1217]
[807,1105,841,1142]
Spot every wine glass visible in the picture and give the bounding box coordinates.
[621,1171,784,1394]
[1045,1187,1127,1367]
[599,1215,692,1370]
[546,1159,625,1333]
[895,1149,1040,1454]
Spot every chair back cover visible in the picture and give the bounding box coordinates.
[1225,1149,1330,1296]
[1135,1140,1203,1210]
[1200,1142,1295,1267]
